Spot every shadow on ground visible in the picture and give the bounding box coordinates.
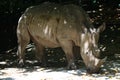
[0,46,120,80]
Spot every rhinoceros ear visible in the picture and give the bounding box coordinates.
[97,23,106,33]
[101,56,107,63]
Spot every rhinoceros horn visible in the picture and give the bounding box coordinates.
[101,56,107,63]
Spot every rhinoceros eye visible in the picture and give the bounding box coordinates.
[85,49,90,54]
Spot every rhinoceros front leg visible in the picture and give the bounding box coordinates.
[35,44,47,67]
[59,40,77,69]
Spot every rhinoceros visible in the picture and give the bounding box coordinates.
[17,2,106,73]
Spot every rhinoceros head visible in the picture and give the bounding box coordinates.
[80,23,106,73]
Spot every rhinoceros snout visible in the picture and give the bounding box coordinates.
[86,67,101,74]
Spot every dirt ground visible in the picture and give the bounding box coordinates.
[0,48,120,80]
[0,65,120,80]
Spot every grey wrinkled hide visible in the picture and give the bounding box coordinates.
[17,2,106,73]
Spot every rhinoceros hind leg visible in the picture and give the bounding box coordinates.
[17,28,30,67]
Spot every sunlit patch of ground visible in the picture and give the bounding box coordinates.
[0,46,120,80]
[0,66,120,80]
[0,59,120,80]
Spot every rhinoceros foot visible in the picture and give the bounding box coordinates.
[17,59,25,68]
[67,62,77,70]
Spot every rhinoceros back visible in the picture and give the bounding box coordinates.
[18,2,93,47]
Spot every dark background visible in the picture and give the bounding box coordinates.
[0,0,120,57]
